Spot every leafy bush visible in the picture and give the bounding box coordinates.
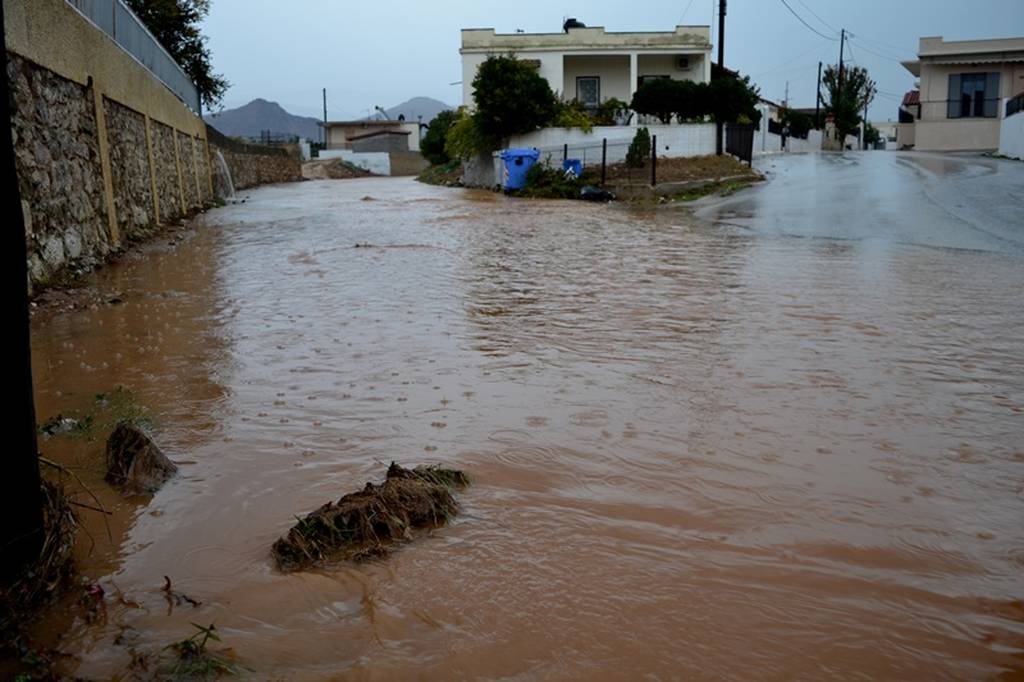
[626,127,651,167]
[444,108,495,159]
[780,108,813,137]
[421,110,458,165]
[471,55,558,140]
[518,162,592,199]
[630,74,761,126]
[553,100,594,133]
[674,81,709,121]
[708,75,762,126]
[630,79,680,124]
[593,97,631,125]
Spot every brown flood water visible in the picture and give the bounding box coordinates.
[29,175,1024,679]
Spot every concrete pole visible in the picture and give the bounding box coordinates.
[815,61,822,126]
[715,0,726,156]
[0,10,44,582]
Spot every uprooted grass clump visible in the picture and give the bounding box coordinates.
[271,463,469,571]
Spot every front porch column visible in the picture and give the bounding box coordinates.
[629,52,638,100]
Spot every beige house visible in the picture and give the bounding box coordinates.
[460,21,712,109]
[321,120,421,152]
[901,36,1024,151]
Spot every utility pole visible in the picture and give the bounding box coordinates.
[322,88,328,145]
[815,61,822,126]
[784,81,790,108]
[837,29,846,99]
[1,8,44,582]
[715,0,726,155]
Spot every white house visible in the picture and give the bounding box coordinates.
[900,36,1024,151]
[459,20,712,109]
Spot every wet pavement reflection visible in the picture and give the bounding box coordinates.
[30,154,1024,679]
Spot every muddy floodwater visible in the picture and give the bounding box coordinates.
[30,154,1024,679]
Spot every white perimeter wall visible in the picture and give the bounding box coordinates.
[753,129,823,155]
[319,149,391,175]
[508,123,717,166]
[998,109,1024,160]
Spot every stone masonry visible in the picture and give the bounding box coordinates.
[103,97,154,241]
[8,53,111,286]
[149,120,183,224]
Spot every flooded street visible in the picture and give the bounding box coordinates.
[30,152,1024,679]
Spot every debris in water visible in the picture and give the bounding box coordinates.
[162,575,202,610]
[271,463,469,571]
[105,422,178,494]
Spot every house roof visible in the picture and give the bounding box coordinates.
[348,129,411,141]
[321,120,410,128]
[461,25,711,52]
[902,35,1024,76]
[901,90,920,107]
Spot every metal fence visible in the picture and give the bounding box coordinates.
[1007,94,1024,118]
[65,0,202,113]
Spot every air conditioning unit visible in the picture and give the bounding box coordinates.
[676,57,690,71]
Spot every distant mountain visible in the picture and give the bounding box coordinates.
[382,97,454,124]
[204,99,321,140]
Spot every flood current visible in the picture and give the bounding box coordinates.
[29,154,1024,679]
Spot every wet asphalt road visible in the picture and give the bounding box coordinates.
[699,151,1024,254]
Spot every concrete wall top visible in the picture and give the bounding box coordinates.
[461,25,711,53]
[918,36,1024,58]
[4,0,206,137]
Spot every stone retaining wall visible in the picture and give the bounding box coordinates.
[206,124,303,190]
[6,0,303,293]
[104,97,154,241]
[8,53,111,286]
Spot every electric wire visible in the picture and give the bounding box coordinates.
[794,0,839,34]
[777,0,838,41]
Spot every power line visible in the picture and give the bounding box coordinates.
[794,0,839,34]
[777,0,838,41]
[849,32,916,56]
[677,0,697,25]
[752,38,833,78]
[847,36,909,64]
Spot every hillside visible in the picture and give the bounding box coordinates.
[383,97,454,123]
[204,99,321,140]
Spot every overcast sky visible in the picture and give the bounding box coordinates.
[202,0,1024,122]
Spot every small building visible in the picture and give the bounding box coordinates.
[350,129,412,154]
[321,120,421,152]
[901,36,1024,151]
[459,20,712,109]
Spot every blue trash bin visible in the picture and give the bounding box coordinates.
[499,148,540,191]
[562,159,582,178]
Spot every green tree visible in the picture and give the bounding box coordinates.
[420,110,458,165]
[780,108,813,137]
[630,78,682,124]
[470,55,558,141]
[708,74,762,126]
[124,0,229,109]
[822,64,876,141]
[626,127,651,167]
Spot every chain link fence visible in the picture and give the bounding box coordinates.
[65,0,201,113]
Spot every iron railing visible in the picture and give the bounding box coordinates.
[65,0,202,113]
[1007,94,1024,118]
